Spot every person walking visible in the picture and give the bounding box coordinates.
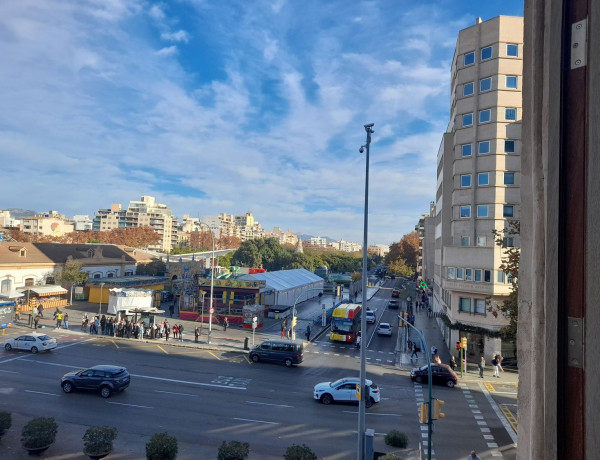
[165,324,170,342]
[478,356,485,378]
[468,450,482,460]
[492,354,504,378]
[195,326,200,343]
[281,320,287,339]
[449,356,457,371]
[172,324,178,339]
[223,317,229,332]
[37,302,44,318]
[63,312,69,329]
[82,313,89,331]
[34,313,40,330]
[410,343,419,361]
[178,323,184,342]
[305,324,312,341]
[497,355,505,374]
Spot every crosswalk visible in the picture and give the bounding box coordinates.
[306,341,397,364]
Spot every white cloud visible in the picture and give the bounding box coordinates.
[161,30,189,43]
[156,45,178,56]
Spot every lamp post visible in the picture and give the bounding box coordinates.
[358,123,374,460]
[196,222,215,344]
[98,282,105,316]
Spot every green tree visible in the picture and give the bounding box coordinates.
[55,260,88,303]
[487,220,520,339]
[136,260,167,276]
[385,231,420,276]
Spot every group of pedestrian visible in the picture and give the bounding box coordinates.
[477,354,504,378]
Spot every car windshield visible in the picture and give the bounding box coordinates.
[379,324,390,329]
[37,335,51,341]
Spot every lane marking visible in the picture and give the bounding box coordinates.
[500,404,519,433]
[233,417,278,425]
[207,351,222,360]
[155,390,197,397]
[156,345,169,354]
[246,401,292,408]
[479,381,518,444]
[0,369,18,374]
[111,340,119,349]
[25,390,59,396]
[108,401,152,409]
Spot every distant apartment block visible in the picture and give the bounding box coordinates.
[415,202,435,284]
[268,227,299,246]
[21,211,75,237]
[433,16,522,359]
[368,244,390,257]
[72,215,93,231]
[309,237,328,248]
[203,212,264,242]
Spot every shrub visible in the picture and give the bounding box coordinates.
[379,454,403,460]
[21,417,58,449]
[217,440,250,460]
[146,432,178,460]
[384,430,408,448]
[83,426,118,454]
[284,443,317,460]
[0,412,11,439]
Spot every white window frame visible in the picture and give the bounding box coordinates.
[474,269,482,281]
[480,77,492,92]
[461,144,472,157]
[481,46,493,61]
[476,236,487,247]
[506,43,519,57]
[463,113,473,127]
[465,268,472,281]
[478,141,491,155]
[478,172,490,186]
[456,268,464,280]
[460,174,472,188]
[448,267,455,280]
[475,299,486,315]
[479,109,491,124]
[464,52,475,66]
[463,82,474,96]
[460,206,471,218]
[477,205,489,218]
[505,107,517,120]
[506,75,518,89]
[497,271,506,283]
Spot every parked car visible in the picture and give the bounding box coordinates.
[388,299,399,309]
[365,311,376,324]
[377,322,393,336]
[61,365,130,398]
[314,377,381,408]
[410,363,458,388]
[249,339,304,367]
[4,333,57,353]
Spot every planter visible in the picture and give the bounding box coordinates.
[84,449,112,459]
[23,444,52,456]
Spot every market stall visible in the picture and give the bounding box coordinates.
[19,286,68,312]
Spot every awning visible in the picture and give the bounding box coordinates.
[0,290,25,299]
[19,286,68,297]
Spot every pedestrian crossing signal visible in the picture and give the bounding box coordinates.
[433,399,445,419]
[291,316,297,327]
[419,281,428,289]
[420,402,428,423]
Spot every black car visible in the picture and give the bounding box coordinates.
[388,299,399,309]
[410,363,458,388]
[61,365,130,398]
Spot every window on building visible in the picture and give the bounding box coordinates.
[479,109,491,124]
[461,236,470,247]
[465,268,472,281]
[475,299,486,314]
[46,277,55,285]
[505,108,517,120]
[480,77,492,92]
[506,75,518,89]
[505,140,516,153]
[461,144,472,157]
[463,113,473,127]
[456,268,464,280]
[460,174,472,187]
[504,172,515,185]
[463,82,474,96]
[503,237,515,247]
[448,267,455,279]
[93,274,101,279]
[459,297,471,312]
[464,52,475,66]
[477,205,489,217]
[478,172,490,185]
[484,270,491,282]
[474,269,482,281]
[481,46,493,61]
[460,206,471,218]
[476,236,487,247]
[507,43,519,57]
[107,273,114,278]
[478,141,491,154]
[503,205,514,217]
[124,271,134,276]
[25,278,35,286]
[497,271,506,283]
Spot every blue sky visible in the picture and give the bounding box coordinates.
[0,0,523,245]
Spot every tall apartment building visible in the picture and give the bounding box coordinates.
[415,201,435,284]
[93,196,177,253]
[433,16,523,360]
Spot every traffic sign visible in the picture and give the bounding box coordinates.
[209,308,214,314]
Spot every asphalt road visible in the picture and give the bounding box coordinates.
[0,283,517,460]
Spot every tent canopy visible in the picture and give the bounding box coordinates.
[0,290,25,299]
[19,286,68,297]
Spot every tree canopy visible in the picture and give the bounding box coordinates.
[384,231,420,276]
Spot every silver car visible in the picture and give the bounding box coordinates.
[376,322,393,336]
[4,333,57,353]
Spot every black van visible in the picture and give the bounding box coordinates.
[249,339,304,367]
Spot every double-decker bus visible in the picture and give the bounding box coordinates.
[330,303,361,343]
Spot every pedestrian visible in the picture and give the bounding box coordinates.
[53,309,61,328]
[195,326,200,343]
[280,320,287,339]
[492,354,502,378]
[37,302,44,318]
[63,312,69,329]
[449,356,457,371]
[497,355,505,374]
[165,325,170,341]
[305,324,312,341]
[478,356,485,378]
[34,313,40,330]
[431,345,438,358]
[410,343,419,361]
[139,322,145,340]
[172,324,178,339]
[468,450,482,460]
[287,326,292,340]
[82,313,89,331]
[223,317,229,332]
[100,315,107,335]
[178,323,184,342]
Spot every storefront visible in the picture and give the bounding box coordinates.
[19,286,68,311]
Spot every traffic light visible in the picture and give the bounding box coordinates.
[291,316,297,328]
[433,399,445,419]
[419,402,428,423]
[419,281,428,289]
[461,337,467,349]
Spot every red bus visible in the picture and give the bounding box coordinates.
[329,303,361,343]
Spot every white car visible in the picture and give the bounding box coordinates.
[365,311,376,324]
[314,377,381,408]
[4,333,57,353]
[377,322,393,336]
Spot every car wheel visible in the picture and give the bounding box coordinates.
[366,397,374,408]
[251,354,259,363]
[320,394,333,405]
[100,386,112,398]
[446,380,456,388]
[415,376,423,384]
[30,346,38,354]
[62,381,73,393]
[284,358,293,367]
[4,343,12,351]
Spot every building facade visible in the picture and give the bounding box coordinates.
[433,16,523,360]
[21,211,75,237]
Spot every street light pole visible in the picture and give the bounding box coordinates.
[197,222,215,344]
[98,282,105,316]
[358,123,374,460]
